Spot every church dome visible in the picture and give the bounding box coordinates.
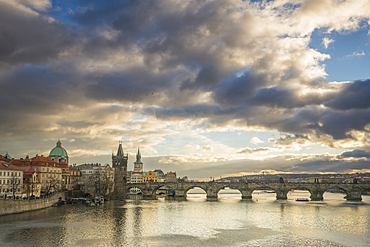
[49,140,68,157]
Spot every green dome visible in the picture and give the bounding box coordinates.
[49,141,68,157]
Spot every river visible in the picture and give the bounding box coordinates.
[0,191,369,246]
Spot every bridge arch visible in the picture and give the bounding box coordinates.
[151,184,177,198]
[250,186,277,194]
[323,185,349,200]
[125,184,145,196]
[286,186,312,200]
[184,185,208,196]
[217,187,242,200]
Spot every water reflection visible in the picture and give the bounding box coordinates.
[0,194,369,246]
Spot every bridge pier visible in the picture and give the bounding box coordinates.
[241,190,252,200]
[206,189,218,201]
[142,194,154,200]
[346,190,362,201]
[310,190,324,201]
[174,189,186,199]
[276,190,288,200]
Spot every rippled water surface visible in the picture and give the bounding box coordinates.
[1,192,369,247]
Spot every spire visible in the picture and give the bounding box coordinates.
[116,142,124,157]
[134,147,142,164]
[4,150,12,160]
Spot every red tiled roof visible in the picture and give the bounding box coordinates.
[0,161,24,171]
[10,155,68,168]
[0,155,9,162]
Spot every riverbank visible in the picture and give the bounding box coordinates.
[0,192,64,216]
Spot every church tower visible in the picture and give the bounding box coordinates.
[133,148,143,172]
[112,142,128,183]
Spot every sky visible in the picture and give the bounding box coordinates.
[1,0,370,180]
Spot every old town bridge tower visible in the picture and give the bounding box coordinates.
[112,142,128,184]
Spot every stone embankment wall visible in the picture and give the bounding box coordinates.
[0,192,64,216]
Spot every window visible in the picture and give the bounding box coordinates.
[0,172,2,176]
[47,168,49,172]
[11,172,13,176]
[42,174,44,177]
[58,175,60,178]
[42,180,44,184]
[8,172,9,176]
[0,180,1,184]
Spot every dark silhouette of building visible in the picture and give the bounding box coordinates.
[111,142,128,198]
[112,142,128,183]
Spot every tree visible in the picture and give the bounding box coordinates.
[100,167,114,197]
[92,169,102,196]
[45,173,58,194]
[24,172,40,198]
[10,172,22,199]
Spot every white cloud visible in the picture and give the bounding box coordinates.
[322,37,334,49]
[250,137,264,144]
[183,144,200,150]
[347,51,366,57]
[202,145,214,152]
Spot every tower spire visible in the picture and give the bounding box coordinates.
[116,142,124,157]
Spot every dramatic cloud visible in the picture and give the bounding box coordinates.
[1,0,370,179]
[339,149,370,160]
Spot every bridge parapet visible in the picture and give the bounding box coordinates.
[123,182,369,201]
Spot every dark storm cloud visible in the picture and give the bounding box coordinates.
[1,0,370,162]
[0,64,85,114]
[213,72,269,106]
[177,155,370,178]
[274,134,311,146]
[325,79,370,110]
[0,1,79,68]
[339,149,370,159]
[248,87,335,109]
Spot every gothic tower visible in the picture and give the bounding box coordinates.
[112,142,128,183]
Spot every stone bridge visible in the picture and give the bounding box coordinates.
[125,182,370,201]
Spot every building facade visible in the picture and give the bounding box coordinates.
[130,172,143,183]
[76,163,115,197]
[0,161,24,199]
[143,171,158,183]
[154,169,165,182]
[23,170,41,198]
[165,171,177,183]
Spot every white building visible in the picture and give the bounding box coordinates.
[0,161,23,199]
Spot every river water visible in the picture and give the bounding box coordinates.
[0,191,369,247]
